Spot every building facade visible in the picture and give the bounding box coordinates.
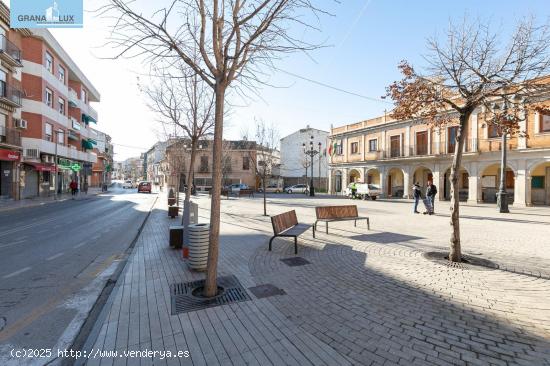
[18,27,100,198]
[0,2,27,201]
[90,128,113,187]
[328,100,550,207]
[280,126,328,190]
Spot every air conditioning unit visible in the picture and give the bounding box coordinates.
[14,119,28,129]
[25,148,40,159]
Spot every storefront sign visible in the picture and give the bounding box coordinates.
[0,149,21,161]
[58,158,82,172]
[27,163,57,172]
[10,0,83,28]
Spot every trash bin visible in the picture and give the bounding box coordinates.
[188,223,209,271]
[169,225,184,249]
[168,205,179,218]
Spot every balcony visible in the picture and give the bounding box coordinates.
[68,88,79,108]
[88,105,98,122]
[0,126,21,146]
[0,35,22,67]
[0,80,22,107]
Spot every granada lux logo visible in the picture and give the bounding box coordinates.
[17,0,75,23]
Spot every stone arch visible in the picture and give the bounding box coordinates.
[349,169,362,183]
[528,160,550,206]
[386,167,405,198]
[411,165,434,189]
[480,163,516,204]
[365,168,381,186]
[441,165,470,201]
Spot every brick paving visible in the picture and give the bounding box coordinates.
[85,194,550,365]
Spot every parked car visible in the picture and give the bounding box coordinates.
[227,183,249,192]
[345,183,381,200]
[285,184,308,194]
[137,181,152,193]
[258,184,282,193]
[122,180,134,189]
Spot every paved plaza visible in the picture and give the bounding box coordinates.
[85,194,550,366]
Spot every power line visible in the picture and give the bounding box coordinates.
[274,67,393,105]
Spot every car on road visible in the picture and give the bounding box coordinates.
[345,183,381,200]
[137,181,152,193]
[285,184,308,194]
[226,183,249,192]
[122,180,134,189]
[258,183,282,193]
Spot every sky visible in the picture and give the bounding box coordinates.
[6,0,550,160]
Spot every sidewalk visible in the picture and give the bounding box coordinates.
[84,194,550,366]
[0,188,104,212]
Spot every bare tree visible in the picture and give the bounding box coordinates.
[243,120,280,216]
[385,17,550,262]
[141,64,214,246]
[100,0,327,296]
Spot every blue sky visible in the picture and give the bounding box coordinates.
[6,0,550,159]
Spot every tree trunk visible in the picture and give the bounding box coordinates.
[182,141,197,247]
[263,176,267,216]
[449,112,470,262]
[204,84,225,297]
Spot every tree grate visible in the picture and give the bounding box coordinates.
[423,251,498,271]
[170,275,251,315]
[248,284,286,299]
[280,257,310,267]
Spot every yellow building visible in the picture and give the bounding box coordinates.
[328,101,550,206]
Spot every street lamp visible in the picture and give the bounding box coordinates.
[302,135,321,197]
[53,129,63,200]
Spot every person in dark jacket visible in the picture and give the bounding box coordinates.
[412,182,421,213]
[425,181,437,215]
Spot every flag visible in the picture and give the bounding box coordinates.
[327,143,333,156]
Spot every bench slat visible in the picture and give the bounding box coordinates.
[315,205,359,219]
[271,210,298,235]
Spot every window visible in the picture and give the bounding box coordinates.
[447,126,458,153]
[58,66,65,83]
[45,88,53,107]
[390,135,401,157]
[505,171,514,189]
[45,123,53,141]
[199,156,209,172]
[242,156,250,170]
[57,130,64,144]
[532,176,545,189]
[336,142,343,155]
[488,124,500,138]
[46,52,53,73]
[369,139,377,152]
[350,142,359,154]
[462,173,469,188]
[58,97,65,115]
[43,171,50,183]
[416,131,428,155]
[81,89,87,103]
[541,114,550,132]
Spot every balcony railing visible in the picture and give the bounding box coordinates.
[0,80,22,107]
[376,139,480,159]
[0,126,21,146]
[0,35,22,65]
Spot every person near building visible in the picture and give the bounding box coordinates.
[350,181,357,199]
[424,181,437,215]
[413,182,422,213]
[69,180,78,198]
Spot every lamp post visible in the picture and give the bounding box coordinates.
[53,129,63,200]
[302,135,321,197]
[493,101,512,214]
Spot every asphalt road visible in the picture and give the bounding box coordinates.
[0,185,156,364]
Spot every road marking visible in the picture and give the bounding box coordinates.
[0,239,26,249]
[73,242,86,248]
[2,267,31,279]
[46,253,64,261]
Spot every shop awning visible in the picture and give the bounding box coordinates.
[0,149,20,161]
[81,139,95,150]
[82,113,97,124]
[25,162,57,172]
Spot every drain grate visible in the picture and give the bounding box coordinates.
[170,275,251,315]
[280,257,310,267]
[248,284,286,299]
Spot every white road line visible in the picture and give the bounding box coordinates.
[46,253,64,261]
[0,239,26,249]
[3,267,31,279]
[73,242,86,248]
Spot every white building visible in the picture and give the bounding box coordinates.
[280,126,329,189]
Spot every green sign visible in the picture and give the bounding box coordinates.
[58,159,82,172]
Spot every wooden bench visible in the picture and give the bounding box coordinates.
[314,205,370,234]
[269,210,314,254]
[238,189,254,198]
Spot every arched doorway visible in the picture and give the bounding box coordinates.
[366,168,381,186]
[443,167,469,201]
[529,161,550,205]
[334,170,343,193]
[349,169,362,183]
[412,166,433,192]
[387,168,405,198]
[480,164,515,203]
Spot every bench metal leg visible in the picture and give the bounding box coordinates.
[367,218,370,230]
[326,222,328,234]
[312,224,316,238]
[354,220,357,227]
[294,236,298,254]
[269,236,276,251]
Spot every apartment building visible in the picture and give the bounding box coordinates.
[0,3,28,200]
[90,128,113,188]
[19,28,100,198]
[328,94,550,207]
[162,139,277,192]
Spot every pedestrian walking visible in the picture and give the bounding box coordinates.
[412,182,421,213]
[351,181,357,199]
[69,180,78,198]
[424,181,437,215]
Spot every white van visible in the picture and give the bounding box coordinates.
[345,183,381,200]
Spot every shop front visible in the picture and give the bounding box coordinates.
[22,162,57,198]
[57,158,82,193]
[0,149,20,200]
